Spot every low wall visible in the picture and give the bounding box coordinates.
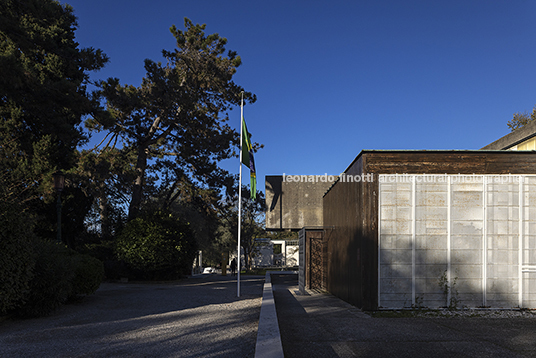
[255,271,296,358]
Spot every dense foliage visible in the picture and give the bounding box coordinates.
[217,186,266,271]
[0,1,262,318]
[15,242,104,317]
[0,0,108,205]
[16,242,75,317]
[116,211,197,279]
[90,18,256,220]
[0,200,37,314]
[508,106,536,132]
[70,253,105,298]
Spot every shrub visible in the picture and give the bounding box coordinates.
[69,253,105,298]
[79,239,127,280]
[16,242,105,317]
[17,241,75,317]
[116,211,197,280]
[0,206,37,314]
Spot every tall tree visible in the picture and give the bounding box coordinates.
[508,106,536,132]
[0,0,108,205]
[90,18,255,220]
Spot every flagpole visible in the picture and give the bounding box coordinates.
[237,92,244,298]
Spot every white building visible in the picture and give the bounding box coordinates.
[252,239,299,268]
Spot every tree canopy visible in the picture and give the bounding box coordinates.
[89,18,256,220]
[0,0,110,315]
[0,0,108,205]
[508,106,536,132]
[1,3,264,289]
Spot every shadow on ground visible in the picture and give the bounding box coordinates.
[0,274,264,358]
[272,274,536,358]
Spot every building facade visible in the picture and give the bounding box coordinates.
[323,150,536,310]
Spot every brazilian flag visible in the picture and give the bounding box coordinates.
[241,116,256,199]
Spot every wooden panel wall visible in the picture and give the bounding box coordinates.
[364,151,536,175]
[324,157,365,307]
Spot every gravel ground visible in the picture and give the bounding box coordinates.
[0,274,264,358]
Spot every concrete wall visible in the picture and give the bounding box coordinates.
[379,174,536,309]
[265,175,332,230]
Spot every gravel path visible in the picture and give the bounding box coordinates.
[0,274,264,358]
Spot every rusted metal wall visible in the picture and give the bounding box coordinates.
[299,228,305,293]
[307,230,325,290]
[323,150,536,310]
[310,237,323,289]
[299,228,325,292]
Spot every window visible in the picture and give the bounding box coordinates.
[273,244,282,255]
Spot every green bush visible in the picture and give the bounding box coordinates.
[17,241,75,317]
[79,239,127,280]
[16,242,105,317]
[70,253,104,298]
[0,207,37,314]
[116,211,197,280]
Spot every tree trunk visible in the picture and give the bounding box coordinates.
[128,146,148,221]
[243,246,251,271]
[98,187,110,238]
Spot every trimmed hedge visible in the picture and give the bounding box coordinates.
[70,253,105,298]
[16,242,105,317]
[0,208,37,314]
[1,194,104,317]
[16,242,75,317]
[116,211,197,280]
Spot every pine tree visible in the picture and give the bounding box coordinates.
[0,0,108,205]
[91,18,256,220]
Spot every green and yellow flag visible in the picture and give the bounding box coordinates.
[241,116,256,199]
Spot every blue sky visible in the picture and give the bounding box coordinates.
[64,0,536,192]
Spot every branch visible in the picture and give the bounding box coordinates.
[152,124,176,144]
[110,132,119,150]
[165,187,183,209]
[147,116,162,139]
[100,132,118,153]
[151,107,181,144]
[90,132,111,152]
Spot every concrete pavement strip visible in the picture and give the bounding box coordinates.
[271,273,536,358]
